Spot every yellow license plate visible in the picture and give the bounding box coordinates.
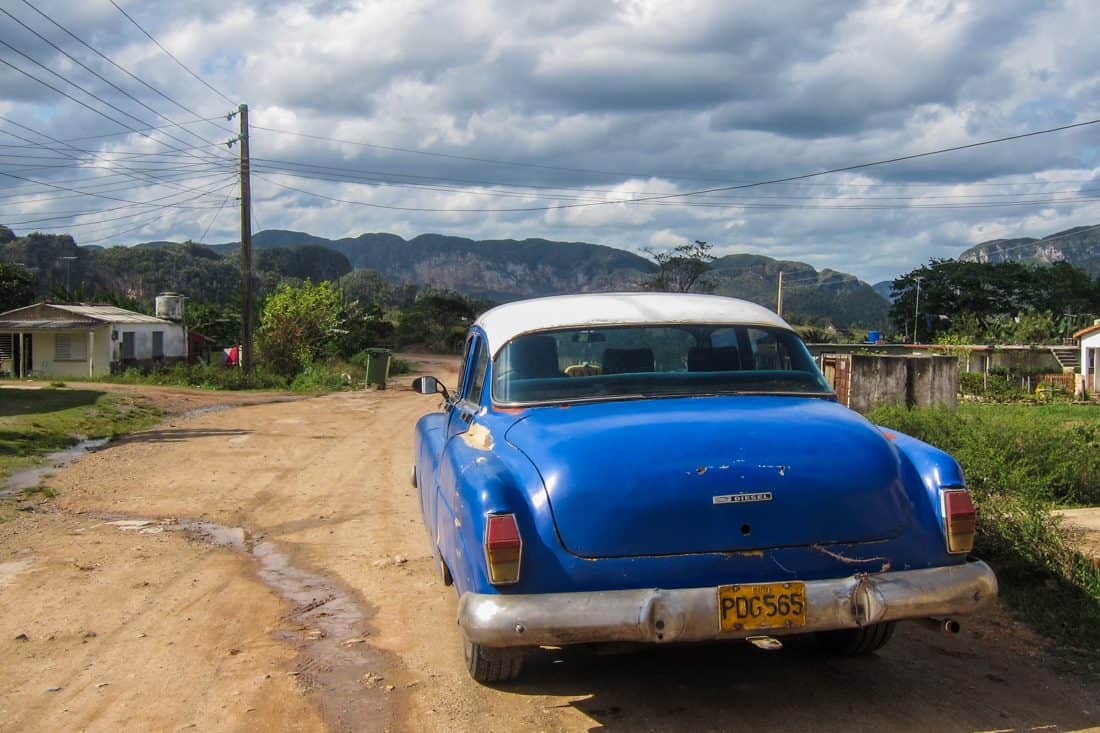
[718,582,807,632]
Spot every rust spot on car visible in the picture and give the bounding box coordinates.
[460,424,494,451]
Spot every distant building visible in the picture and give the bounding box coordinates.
[0,300,186,379]
[1075,320,1100,396]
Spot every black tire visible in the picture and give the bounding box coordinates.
[816,621,896,655]
[464,638,525,683]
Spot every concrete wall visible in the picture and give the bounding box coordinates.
[829,354,958,413]
[807,343,1061,374]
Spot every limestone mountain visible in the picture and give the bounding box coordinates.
[958,224,1100,277]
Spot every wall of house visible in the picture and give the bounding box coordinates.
[29,326,112,377]
[1083,332,1100,392]
[105,322,187,365]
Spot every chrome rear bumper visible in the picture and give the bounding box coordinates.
[458,561,997,647]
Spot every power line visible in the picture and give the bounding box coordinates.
[0,114,234,193]
[18,0,235,136]
[251,121,1100,190]
[251,162,1100,210]
[106,0,236,107]
[0,6,233,153]
[4,177,238,226]
[0,50,223,163]
[198,192,235,244]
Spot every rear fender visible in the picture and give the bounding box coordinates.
[436,424,568,596]
[881,427,966,549]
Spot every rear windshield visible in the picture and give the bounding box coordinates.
[492,324,832,404]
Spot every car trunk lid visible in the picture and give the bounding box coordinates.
[504,395,911,558]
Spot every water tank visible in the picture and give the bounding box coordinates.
[155,292,184,322]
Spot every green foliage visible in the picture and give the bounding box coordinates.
[185,301,241,348]
[338,268,418,309]
[645,240,716,293]
[868,404,1100,506]
[0,261,35,312]
[109,363,287,390]
[256,281,343,376]
[868,403,1100,664]
[0,389,161,482]
[256,245,352,283]
[289,362,353,393]
[395,293,476,352]
[330,299,395,357]
[891,259,1100,342]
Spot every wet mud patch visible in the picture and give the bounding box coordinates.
[4,437,110,496]
[100,515,406,732]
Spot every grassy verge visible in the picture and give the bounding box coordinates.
[85,356,419,394]
[0,387,162,487]
[868,403,1100,675]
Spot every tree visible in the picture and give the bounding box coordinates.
[256,281,343,376]
[890,259,1100,343]
[644,240,716,292]
[395,292,476,353]
[0,261,35,312]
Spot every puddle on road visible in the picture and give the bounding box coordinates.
[103,515,399,731]
[4,437,110,496]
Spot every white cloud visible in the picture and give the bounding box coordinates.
[1,0,1098,283]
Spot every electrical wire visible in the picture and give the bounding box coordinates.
[0,51,224,164]
[106,0,236,107]
[250,121,1100,191]
[198,193,235,244]
[252,161,1100,209]
[19,0,236,135]
[0,7,235,153]
[4,177,238,226]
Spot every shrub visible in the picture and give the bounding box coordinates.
[869,403,1100,662]
[290,362,354,393]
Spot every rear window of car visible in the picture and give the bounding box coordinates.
[492,324,832,404]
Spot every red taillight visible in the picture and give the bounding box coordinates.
[942,489,976,554]
[485,514,522,585]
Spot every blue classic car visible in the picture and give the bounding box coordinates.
[411,292,997,682]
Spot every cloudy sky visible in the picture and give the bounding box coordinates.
[2,0,1099,283]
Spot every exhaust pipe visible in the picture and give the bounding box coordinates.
[915,617,961,634]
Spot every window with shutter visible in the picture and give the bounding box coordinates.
[55,333,88,361]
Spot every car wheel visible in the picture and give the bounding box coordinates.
[464,637,524,683]
[816,621,896,655]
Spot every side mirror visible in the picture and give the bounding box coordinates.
[412,376,450,400]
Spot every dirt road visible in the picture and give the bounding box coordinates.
[2,364,1099,732]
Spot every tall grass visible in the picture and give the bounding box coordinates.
[869,403,1100,671]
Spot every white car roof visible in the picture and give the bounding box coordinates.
[474,292,792,356]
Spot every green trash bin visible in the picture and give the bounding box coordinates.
[364,348,392,389]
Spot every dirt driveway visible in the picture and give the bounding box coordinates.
[2,362,1099,732]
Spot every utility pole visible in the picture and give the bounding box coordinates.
[237,103,254,373]
[913,276,923,344]
[776,271,784,317]
[60,255,77,301]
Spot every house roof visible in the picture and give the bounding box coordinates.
[0,302,176,329]
[1074,322,1100,340]
[474,292,790,356]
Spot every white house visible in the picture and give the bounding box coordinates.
[1076,319,1100,396]
[0,302,187,379]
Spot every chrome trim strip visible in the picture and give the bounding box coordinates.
[458,561,997,648]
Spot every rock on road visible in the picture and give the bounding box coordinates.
[1,363,1098,732]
